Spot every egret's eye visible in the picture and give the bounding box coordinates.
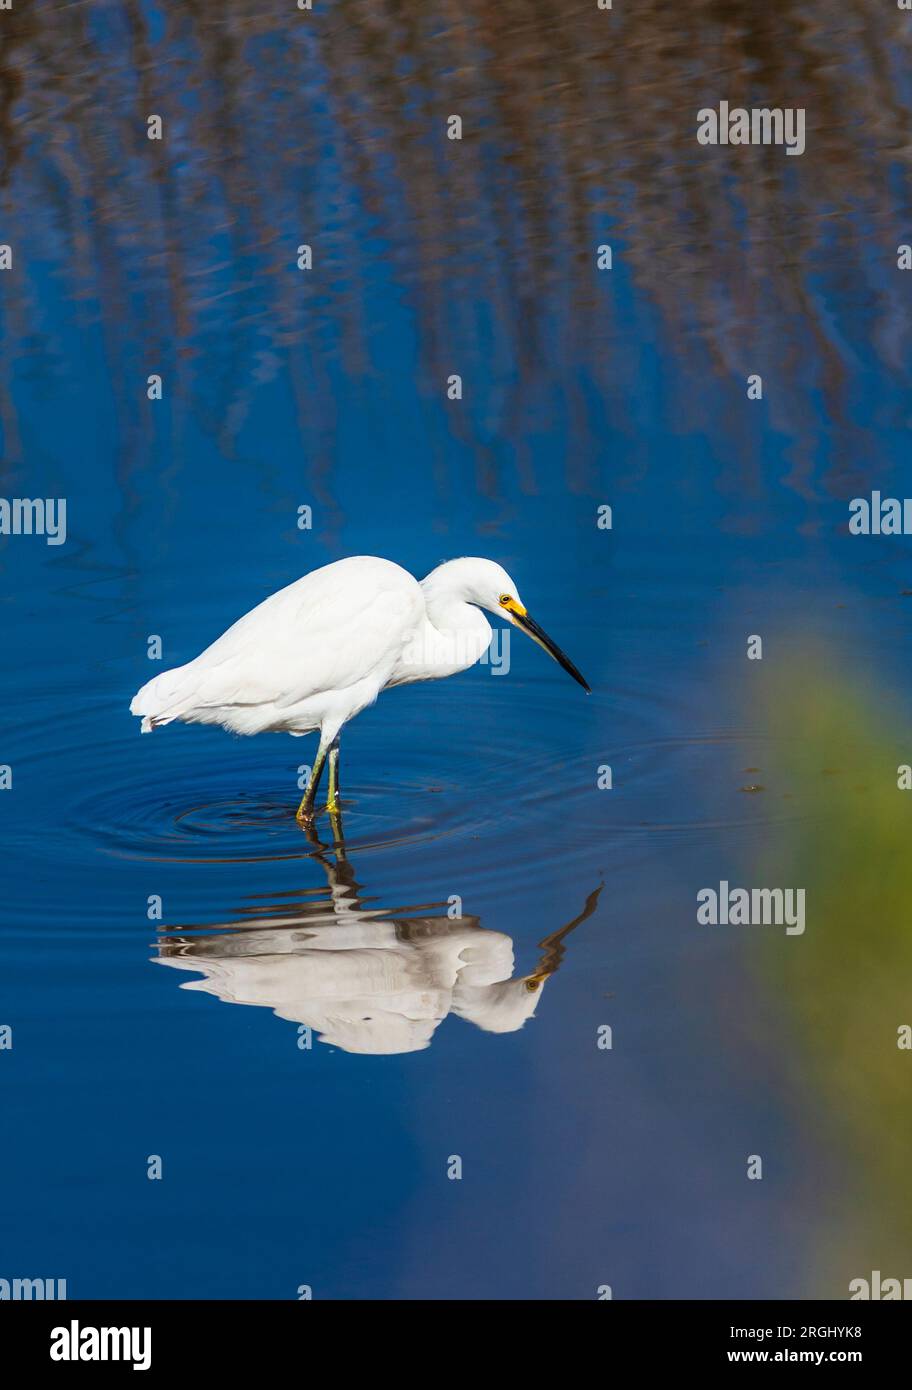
[525,979,541,992]
[499,593,512,606]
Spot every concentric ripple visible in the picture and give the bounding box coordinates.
[2,677,801,888]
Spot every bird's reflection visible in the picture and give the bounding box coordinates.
[154,830,602,1056]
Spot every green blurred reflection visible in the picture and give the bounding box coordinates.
[759,650,912,1295]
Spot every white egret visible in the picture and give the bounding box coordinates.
[156,841,603,1055]
[130,555,589,821]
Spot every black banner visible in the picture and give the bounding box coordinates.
[2,1299,909,1373]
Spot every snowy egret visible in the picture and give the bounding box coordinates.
[156,837,603,1054]
[130,555,589,821]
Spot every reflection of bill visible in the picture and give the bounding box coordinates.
[155,842,602,1056]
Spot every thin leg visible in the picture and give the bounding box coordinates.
[296,741,329,822]
[326,739,341,814]
[327,803,344,845]
[324,739,344,841]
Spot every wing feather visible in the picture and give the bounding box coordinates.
[136,557,423,720]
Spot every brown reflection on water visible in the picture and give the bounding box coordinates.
[1,1,910,490]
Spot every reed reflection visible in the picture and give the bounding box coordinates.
[2,0,909,489]
[155,832,602,1055]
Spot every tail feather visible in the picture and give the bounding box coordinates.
[130,664,192,733]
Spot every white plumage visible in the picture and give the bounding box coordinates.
[131,557,423,739]
[156,915,542,1056]
[154,846,596,1054]
[130,554,589,819]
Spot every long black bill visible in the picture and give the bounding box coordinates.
[514,612,591,692]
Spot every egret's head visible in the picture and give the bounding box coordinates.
[460,557,591,693]
[452,974,552,1034]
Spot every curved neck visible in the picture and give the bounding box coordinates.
[432,600,492,671]
[405,581,492,680]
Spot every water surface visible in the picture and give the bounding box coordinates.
[2,0,912,1299]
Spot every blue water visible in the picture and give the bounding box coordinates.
[2,1,912,1299]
